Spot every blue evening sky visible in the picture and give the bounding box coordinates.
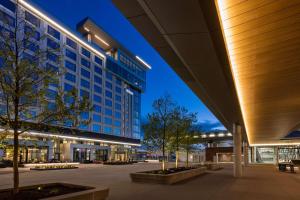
[29,0,225,130]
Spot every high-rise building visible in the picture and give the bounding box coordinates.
[0,0,150,163]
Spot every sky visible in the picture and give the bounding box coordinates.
[29,0,225,130]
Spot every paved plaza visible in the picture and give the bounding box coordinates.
[1,163,300,200]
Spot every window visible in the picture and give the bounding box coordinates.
[24,25,40,41]
[81,58,90,68]
[95,56,102,65]
[115,95,121,102]
[115,112,121,119]
[116,78,121,86]
[80,112,89,120]
[94,65,102,75]
[81,68,90,79]
[65,49,77,61]
[0,0,16,12]
[106,72,113,81]
[105,81,112,90]
[114,120,121,127]
[65,72,76,83]
[81,47,90,58]
[66,37,77,49]
[105,99,112,107]
[0,10,15,27]
[94,85,102,94]
[105,108,112,116]
[105,90,112,98]
[47,38,60,49]
[46,89,57,100]
[93,114,101,122]
[104,126,112,134]
[113,128,121,135]
[115,86,121,93]
[93,94,102,103]
[25,11,40,27]
[24,40,39,52]
[94,75,102,85]
[64,83,74,92]
[81,79,90,89]
[104,117,112,125]
[65,60,76,72]
[93,105,101,113]
[115,103,121,110]
[47,52,59,63]
[80,89,89,99]
[92,124,101,133]
[47,25,60,40]
[46,63,59,74]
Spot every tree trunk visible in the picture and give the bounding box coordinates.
[13,130,19,194]
[162,123,166,171]
[175,128,179,168]
[186,149,189,168]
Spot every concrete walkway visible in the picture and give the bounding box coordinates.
[0,163,300,200]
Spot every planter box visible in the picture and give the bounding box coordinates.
[0,183,109,200]
[206,163,223,171]
[130,167,206,184]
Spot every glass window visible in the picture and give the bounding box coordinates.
[104,126,112,134]
[64,82,74,92]
[105,81,112,90]
[80,112,89,120]
[81,79,90,89]
[115,111,121,119]
[115,103,121,110]
[47,25,60,40]
[46,63,59,74]
[93,114,101,123]
[106,72,113,81]
[92,124,101,133]
[81,68,90,79]
[116,78,122,86]
[46,89,57,100]
[81,58,90,68]
[93,104,101,113]
[24,25,40,41]
[81,47,90,58]
[94,75,102,85]
[114,120,121,127]
[105,108,112,116]
[105,99,112,107]
[80,89,89,99]
[93,94,102,103]
[94,65,102,75]
[47,52,59,63]
[65,72,76,83]
[95,56,103,65]
[66,37,77,49]
[0,0,16,12]
[115,95,121,102]
[113,128,121,135]
[105,90,112,98]
[65,49,77,61]
[0,10,15,27]
[25,11,40,27]
[79,124,88,131]
[24,40,39,52]
[47,38,60,49]
[104,117,112,125]
[115,86,121,93]
[65,60,76,72]
[94,85,102,94]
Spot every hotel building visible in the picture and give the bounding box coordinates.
[0,0,150,163]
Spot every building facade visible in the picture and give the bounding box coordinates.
[0,0,150,163]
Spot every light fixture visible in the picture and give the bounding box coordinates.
[94,34,110,47]
[84,27,90,32]
[136,56,151,69]
[209,133,216,138]
[18,0,105,59]
[218,133,225,137]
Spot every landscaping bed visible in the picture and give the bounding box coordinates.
[130,166,207,184]
[30,165,78,171]
[103,161,137,165]
[0,183,109,200]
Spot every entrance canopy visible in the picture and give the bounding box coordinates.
[112,0,300,145]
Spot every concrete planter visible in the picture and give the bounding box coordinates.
[206,164,223,171]
[0,183,109,200]
[130,167,206,184]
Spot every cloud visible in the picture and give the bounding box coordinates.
[195,120,226,132]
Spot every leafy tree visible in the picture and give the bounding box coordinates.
[143,94,175,170]
[181,127,199,167]
[0,1,89,194]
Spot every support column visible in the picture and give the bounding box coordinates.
[233,123,242,177]
[274,146,279,165]
[243,141,249,167]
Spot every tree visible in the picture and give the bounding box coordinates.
[0,1,88,194]
[170,106,197,168]
[143,94,175,170]
[181,127,199,168]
